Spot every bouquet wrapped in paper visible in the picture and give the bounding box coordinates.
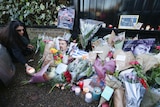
[113,32,125,49]
[79,19,104,49]
[67,58,94,82]
[119,68,146,107]
[93,58,116,80]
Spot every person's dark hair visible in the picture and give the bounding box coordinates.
[132,39,149,49]
[0,19,29,48]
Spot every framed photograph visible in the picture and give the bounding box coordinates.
[118,15,139,29]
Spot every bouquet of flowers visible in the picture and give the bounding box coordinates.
[79,19,104,49]
[129,60,148,89]
[153,45,160,54]
[113,32,125,49]
[147,64,160,87]
[50,48,63,65]
[49,70,72,93]
[119,67,146,107]
[63,70,72,83]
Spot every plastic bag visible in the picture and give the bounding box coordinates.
[140,88,160,107]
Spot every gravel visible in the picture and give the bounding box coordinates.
[0,55,99,107]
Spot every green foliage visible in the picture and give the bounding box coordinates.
[147,64,160,87]
[0,0,70,26]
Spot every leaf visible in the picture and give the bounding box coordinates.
[40,3,45,10]
[155,77,160,85]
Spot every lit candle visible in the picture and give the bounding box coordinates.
[85,92,92,103]
[83,87,89,94]
[92,87,102,101]
[145,25,150,30]
[75,86,81,95]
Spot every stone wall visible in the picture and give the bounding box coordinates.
[26,27,70,39]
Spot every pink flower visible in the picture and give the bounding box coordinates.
[156,46,160,50]
[129,61,139,65]
[107,51,113,58]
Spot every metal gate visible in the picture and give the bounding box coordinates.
[71,0,160,29]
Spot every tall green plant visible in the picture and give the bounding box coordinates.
[0,0,70,26]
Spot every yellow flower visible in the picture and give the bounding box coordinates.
[54,57,62,65]
[50,48,58,54]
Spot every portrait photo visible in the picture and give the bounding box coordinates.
[57,7,75,30]
[123,38,156,56]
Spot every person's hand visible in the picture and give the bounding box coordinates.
[25,63,35,75]
[27,44,34,50]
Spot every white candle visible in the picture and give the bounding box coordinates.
[75,87,81,95]
[85,92,92,103]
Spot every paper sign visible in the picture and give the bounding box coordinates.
[116,55,126,61]
[55,63,68,74]
[101,85,114,101]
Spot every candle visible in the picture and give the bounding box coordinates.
[83,87,89,94]
[78,81,84,89]
[75,86,81,95]
[85,92,92,103]
[108,24,113,28]
[92,87,102,101]
[145,25,150,30]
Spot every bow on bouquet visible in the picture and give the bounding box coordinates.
[93,58,116,80]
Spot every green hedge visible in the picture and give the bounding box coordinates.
[0,0,70,26]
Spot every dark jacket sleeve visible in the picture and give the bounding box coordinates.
[10,43,27,65]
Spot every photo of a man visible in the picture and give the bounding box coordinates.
[123,38,155,56]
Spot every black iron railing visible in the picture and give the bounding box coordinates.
[72,0,160,29]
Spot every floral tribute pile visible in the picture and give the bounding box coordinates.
[25,20,160,107]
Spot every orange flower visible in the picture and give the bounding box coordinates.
[59,54,63,59]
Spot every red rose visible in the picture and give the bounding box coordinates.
[63,71,72,83]
[66,77,71,83]
[53,56,58,60]
[139,78,148,89]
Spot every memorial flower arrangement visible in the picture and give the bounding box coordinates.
[153,45,160,54]
[79,19,104,49]
[50,48,63,65]
[147,64,160,86]
[49,70,72,93]
[63,71,72,83]
[129,60,148,89]
[113,32,125,49]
